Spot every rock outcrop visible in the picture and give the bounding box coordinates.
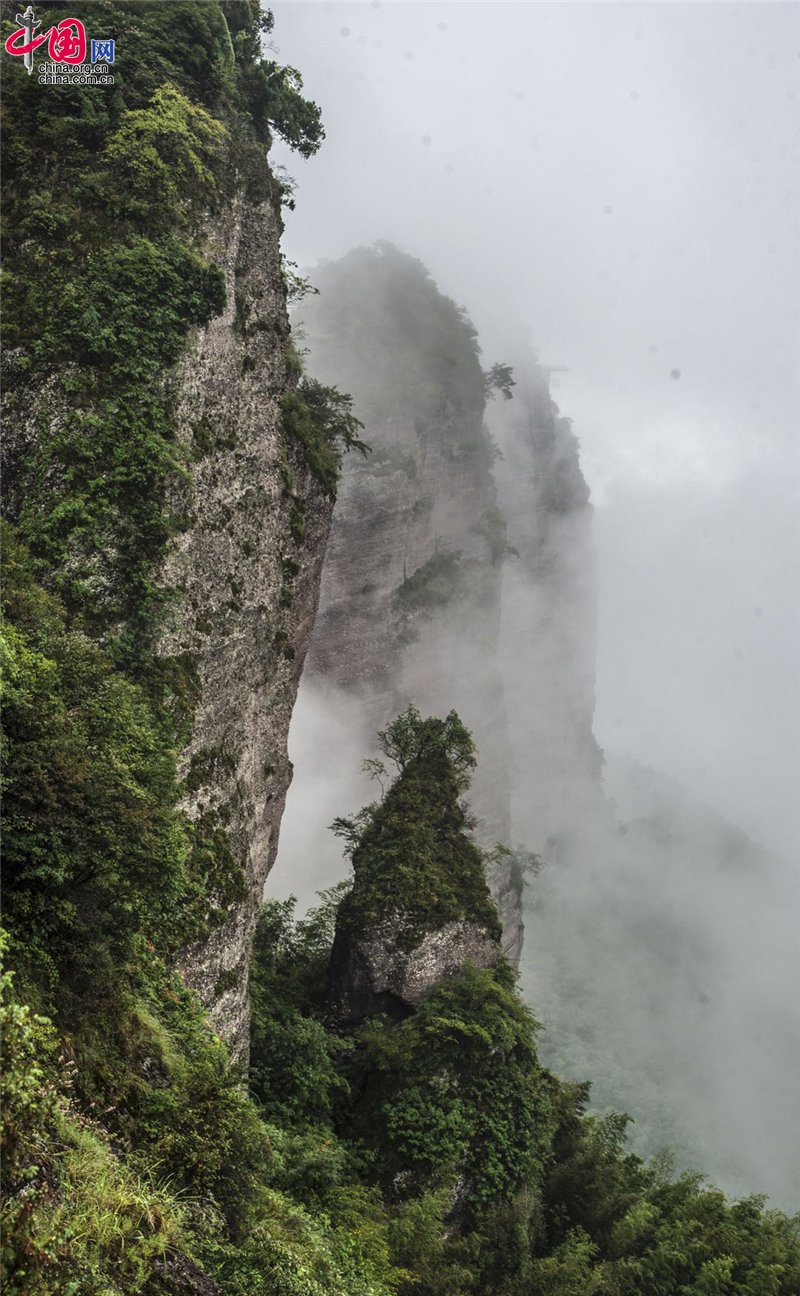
[323,706,504,1028]
[0,6,336,1067]
[327,917,502,1028]
[294,245,523,963]
[276,255,600,993]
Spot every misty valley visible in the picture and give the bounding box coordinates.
[1,4,798,1296]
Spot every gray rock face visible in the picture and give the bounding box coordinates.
[327,918,502,1028]
[159,194,334,1057]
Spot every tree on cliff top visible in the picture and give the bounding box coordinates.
[296,244,487,420]
[332,706,501,949]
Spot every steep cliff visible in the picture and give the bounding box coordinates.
[4,8,800,1295]
[0,2,342,1059]
[291,245,522,961]
[158,191,334,1056]
[0,5,380,1289]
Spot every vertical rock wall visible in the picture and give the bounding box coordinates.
[160,194,334,1056]
[275,253,602,978]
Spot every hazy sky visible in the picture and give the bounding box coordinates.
[269,1,799,858]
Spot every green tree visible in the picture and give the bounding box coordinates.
[483,362,516,401]
[249,890,350,1128]
[282,376,368,497]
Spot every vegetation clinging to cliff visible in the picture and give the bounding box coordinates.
[2,5,799,1289]
[0,5,358,1293]
[332,706,502,949]
[395,549,476,613]
[0,528,192,1003]
[0,0,336,994]
[4,682,800,1293]
[282,375,369,498]
[1,0,323,651]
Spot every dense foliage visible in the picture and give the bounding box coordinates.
[242,725,800,1296]
[4,659,800,1294]
[348,965,554,1212]
[282,376,369,498]
[0,527,191,1002]
[0,4,364,1293]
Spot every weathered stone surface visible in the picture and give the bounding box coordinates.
[159,194,334,1057]
[327,917,502,1028]
[283,270,597,985]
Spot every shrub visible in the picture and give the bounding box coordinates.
[351,966,554,1216]
[1,530,191,987]
[282,377,368,498]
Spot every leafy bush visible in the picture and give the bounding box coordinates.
[483,362,516,401]
[98,83,226,228]
[221,2,324,155]
[349,966,554,1216]
[0,948,188,1296]
[282,376,368,498]
[0,529,191,988]
[250,890,353,1126]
